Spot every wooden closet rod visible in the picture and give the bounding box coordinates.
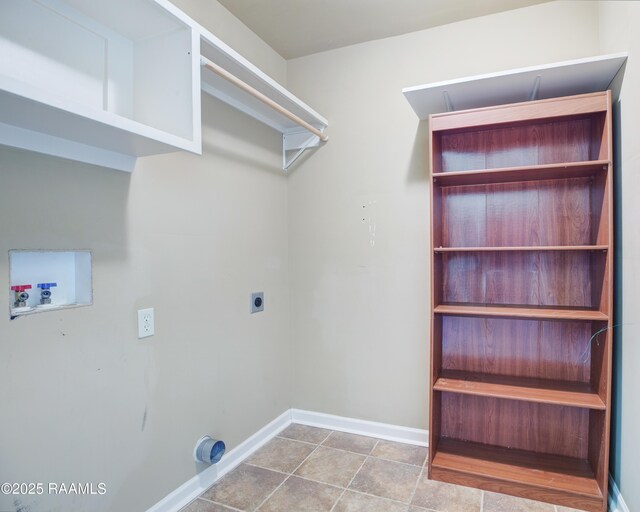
[200,57,328,142]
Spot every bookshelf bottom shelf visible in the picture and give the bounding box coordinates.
[430,439,604,512]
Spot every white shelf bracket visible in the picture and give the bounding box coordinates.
[283,129,324,171]
[443,90,455,112]
[529,75,542,101]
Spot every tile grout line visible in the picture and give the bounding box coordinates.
[481,490,485,512]
[276,423,333,446]
[250,427,335,478]
[341,437,426,509]
[407,462,425,510]
[274,435,322,447]
[321,430,379,454]
[249,445,426,472]
[276,427,332,445]
[329,439,379,512]
[250,469,291,510]
[318,429,334,444]
[332,441,425,468]
[359,452,427,469]
[252,431,334,511]
[328,487,347,510]
[279,432,427,469]
[243,462,298,477]
[197,496,244,511]
[345,488,423,508]
[285,473,342,491]
[243,463,345,492]
[247,458,430,509]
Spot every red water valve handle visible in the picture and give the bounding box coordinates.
[11,285,32,292]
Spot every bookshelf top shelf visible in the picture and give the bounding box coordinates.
[403,53,626,120]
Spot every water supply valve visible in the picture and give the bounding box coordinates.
[37,282,57,305]
[11,285,32,307]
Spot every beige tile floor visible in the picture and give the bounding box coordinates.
[180,424,587,512]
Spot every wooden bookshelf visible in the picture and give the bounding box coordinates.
[428,91,613,512]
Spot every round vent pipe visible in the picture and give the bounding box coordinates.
[193,436,225,464]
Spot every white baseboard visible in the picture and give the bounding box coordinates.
[146,409,292,512]
[291,409,428,447]
[608,474,630,512]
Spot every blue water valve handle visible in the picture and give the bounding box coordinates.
[37,282,57,305]
[37,283,57,290]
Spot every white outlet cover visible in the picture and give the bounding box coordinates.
[137,308,154,338]
[251,292,264,313]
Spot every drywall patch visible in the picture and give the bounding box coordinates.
[355,195,390,268]
[360,199,377,248]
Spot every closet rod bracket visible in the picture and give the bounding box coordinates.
[283,129,324,171]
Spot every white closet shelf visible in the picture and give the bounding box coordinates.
[0,75,199,170]
[197,26,329,171]
[403,53,628,119]
[0,0,328,172]
[0,0,202,172]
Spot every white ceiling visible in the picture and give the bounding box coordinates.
[218,0,552,59]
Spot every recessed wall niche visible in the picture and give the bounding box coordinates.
[9,250,92,319]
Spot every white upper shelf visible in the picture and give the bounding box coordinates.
[0,0,202,172]
[197,25,328,135]
[0,0,328,172]
[403,53,628,120]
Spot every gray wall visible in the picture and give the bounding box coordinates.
[286,0,600,428]
[0,2,291,511]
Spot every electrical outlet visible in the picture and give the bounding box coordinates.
[251,292,264,313]
[137,308,154,338]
